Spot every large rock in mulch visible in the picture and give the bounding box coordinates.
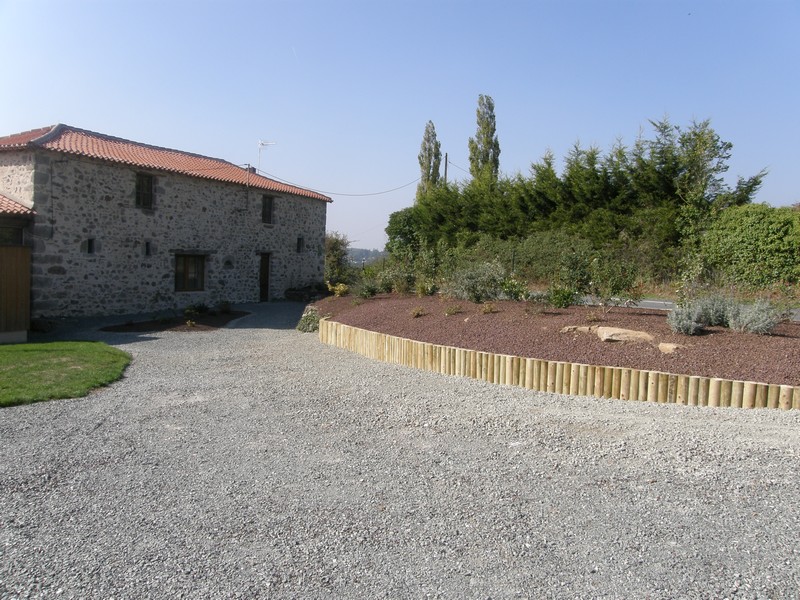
[561,325,653,343]
[561,325,685,354]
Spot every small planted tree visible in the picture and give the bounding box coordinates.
[586,254,643,314]
[325,231,352,286]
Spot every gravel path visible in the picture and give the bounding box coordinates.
[2,302,800,599]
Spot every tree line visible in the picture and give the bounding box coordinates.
[386,96,798,289]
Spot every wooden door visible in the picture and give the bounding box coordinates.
[0,246,31,341]
[259,253,270,302]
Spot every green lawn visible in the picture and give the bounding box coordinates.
[0,341,131,408]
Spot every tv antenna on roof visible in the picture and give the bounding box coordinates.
[257,140,276,172]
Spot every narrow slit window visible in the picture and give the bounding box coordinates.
[261,195,274,224]
[296,236,305,253]
[86,238,95,254]
[135,173,155,209]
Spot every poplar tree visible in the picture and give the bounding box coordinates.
[416,120,442,201]
[468,94,500,182]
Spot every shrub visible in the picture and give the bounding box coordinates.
[668,297,787,336]
[667,305,705,335]
[499,277,529,301]
[415,279,438,297]
[443,260,506,303]
[184,302,209,319]
[512,230,594,283]
[524,291,550,315]
[693,295,735,327]
[354,280,379,299]
[296,307,321,333]
[547,285,577,309]
[702,204,800,288]
[726,300,786,335]
[410,306,426,318]
[325,231,353,285]
[557,250,592,296]
[378,265,415,294]
[327,282,349,297]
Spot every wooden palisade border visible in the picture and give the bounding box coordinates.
[318,318,800,410]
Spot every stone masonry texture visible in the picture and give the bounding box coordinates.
[0,150,327,317]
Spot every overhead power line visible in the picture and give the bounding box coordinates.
[256,168,420,197]
[447,157,470,175]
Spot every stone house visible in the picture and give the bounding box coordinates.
[0,124,331,318]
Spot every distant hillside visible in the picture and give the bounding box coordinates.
[348,248,387,265]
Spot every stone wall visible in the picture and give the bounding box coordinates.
[0,152,35,208]
[0,150,327,317]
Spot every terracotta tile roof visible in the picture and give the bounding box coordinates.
[0,124,331,203]
[0,126,53,148]
[0,193,35,217]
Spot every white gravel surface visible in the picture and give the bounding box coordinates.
[2,302,800,599]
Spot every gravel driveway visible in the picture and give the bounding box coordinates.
[2,302,799,599]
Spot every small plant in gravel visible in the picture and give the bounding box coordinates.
[480,302,499,314]
[444,304,463,316]
[296,307,322,333]
[585,310,603,323]
[410,306,427,318]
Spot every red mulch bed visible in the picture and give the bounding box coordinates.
[313,294,800,387]
[101,311,249,333]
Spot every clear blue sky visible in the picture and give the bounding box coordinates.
[1,0,797,250]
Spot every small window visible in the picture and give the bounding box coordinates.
[296,236,305,253]
[136,173,155,209]
[86,238,95,254]
[261,195,274,224]
[175,254,205,291]
[144,241,152,256]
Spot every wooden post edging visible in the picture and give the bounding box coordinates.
[318,319,800,410]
